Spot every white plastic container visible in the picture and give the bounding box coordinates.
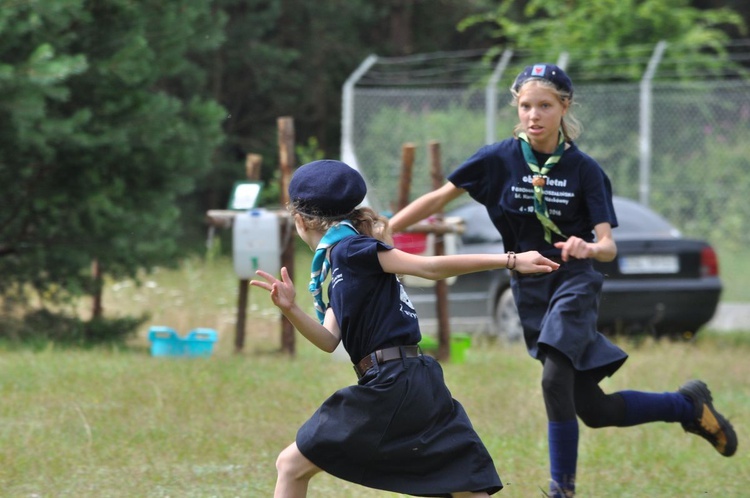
[232,209,281,278]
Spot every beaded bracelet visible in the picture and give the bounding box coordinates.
[506,251,516,271]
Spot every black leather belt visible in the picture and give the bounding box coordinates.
[354,345,421,379]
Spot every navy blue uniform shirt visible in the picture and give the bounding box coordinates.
[328,236,421,364]
[448,138,618,257]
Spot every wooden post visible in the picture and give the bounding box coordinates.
[91,258,103,319]
[234,154,264,353]
[278,117,296,355]
[235,279,249,352]
[428,140,451,361]
[245,153,262,181]
[397,143,416,211]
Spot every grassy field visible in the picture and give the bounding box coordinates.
[0,255,748,497]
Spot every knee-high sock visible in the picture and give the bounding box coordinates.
[549,419,578,493]
[618,390,693,427]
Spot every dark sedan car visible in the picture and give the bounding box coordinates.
[401,197,722,341]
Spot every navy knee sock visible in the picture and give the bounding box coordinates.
[549,420,578,494]
[618,390,693,426]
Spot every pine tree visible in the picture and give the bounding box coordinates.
[0,1,226,316]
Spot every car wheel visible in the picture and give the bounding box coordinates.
[492,287,523,343]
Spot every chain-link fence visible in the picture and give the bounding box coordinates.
[341,45,750,300]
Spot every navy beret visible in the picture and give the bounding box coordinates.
[512,63,573,96]
[288,160,367,218]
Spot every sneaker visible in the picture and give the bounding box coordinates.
[678,380,737,457]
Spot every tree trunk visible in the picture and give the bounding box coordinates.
[389,0,415,55]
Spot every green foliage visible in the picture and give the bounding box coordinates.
[0,1,227,308]
[256,174,283,208]
[573,84,643,199]
[295,136,326,166]
[649,104,750,250]
[461,0,746,79]
[715,247,750,302]
[200,0,499,216]
[577,81,750,254]
[0,0,747,332]
[0,309,147,347]
[356,84,750,252]
[204,233,223,262]
[358,100,494,211]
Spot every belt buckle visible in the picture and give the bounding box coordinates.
[354,352,377,380]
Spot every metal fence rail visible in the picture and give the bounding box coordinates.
[341,44,750,259]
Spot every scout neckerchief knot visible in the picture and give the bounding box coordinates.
[518,131,569,243]
[309,221,359,323]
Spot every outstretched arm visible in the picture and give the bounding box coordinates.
[378,249,560,280]
[250,267,341,353]
[389,182,465,233]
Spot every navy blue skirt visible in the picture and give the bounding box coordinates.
[296,354,503,496]
[511,258,628,381]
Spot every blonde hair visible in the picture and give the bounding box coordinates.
[290,204,393,245]
[510,79,582,141]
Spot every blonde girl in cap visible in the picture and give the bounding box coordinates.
[389,64,737,497]
[251,159,561,498]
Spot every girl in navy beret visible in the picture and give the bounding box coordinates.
[251,159,561,497]
[390,64,737,497]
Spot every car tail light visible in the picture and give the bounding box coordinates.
[700,246,719,277]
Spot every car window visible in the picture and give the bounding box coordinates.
[447,202,502,244]
[613,197,681,238]
[447,197,680,243]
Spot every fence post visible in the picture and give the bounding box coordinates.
[639,40,667,207]
[485,49,513,145]
[341,54,378,169]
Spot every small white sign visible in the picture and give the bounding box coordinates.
[231,183,261,210]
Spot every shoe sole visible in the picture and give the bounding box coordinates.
[680,380,737,457]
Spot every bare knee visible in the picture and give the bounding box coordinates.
[452,492,489,498]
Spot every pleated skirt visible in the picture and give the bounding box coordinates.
[511,258,628,381]
[296,354,503,497]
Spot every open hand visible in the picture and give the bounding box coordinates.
[250,267,296,311]
[554,236,594,261]
[515,251,561,273]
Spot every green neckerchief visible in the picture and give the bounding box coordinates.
[308,221,358,324]
[518,131,568,243]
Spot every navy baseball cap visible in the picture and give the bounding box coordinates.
[288,159,367,218]
[512,63,573,95]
